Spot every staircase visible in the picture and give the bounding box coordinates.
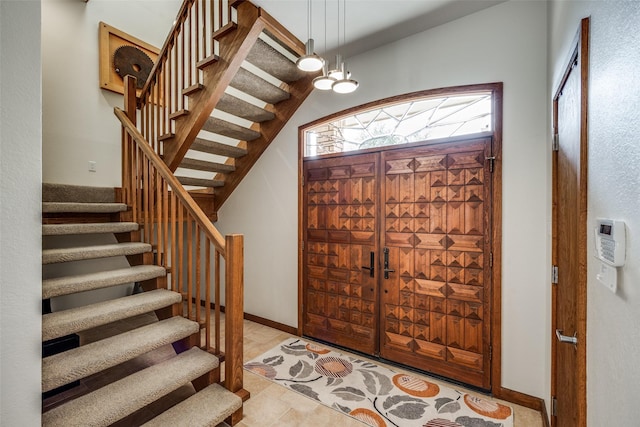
[127,0,315,218]
[41,184,242,426]
[40,0,315,423]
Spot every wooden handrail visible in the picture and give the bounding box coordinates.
[115,107,226,254]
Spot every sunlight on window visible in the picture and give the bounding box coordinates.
[305,92,492,157]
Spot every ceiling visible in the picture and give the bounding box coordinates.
[251,0,506,59]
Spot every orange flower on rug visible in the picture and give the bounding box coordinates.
[244,338,513,427]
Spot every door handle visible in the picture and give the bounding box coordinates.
[361,251,375,278]
[556,329,578,347]
[383,247,395,279]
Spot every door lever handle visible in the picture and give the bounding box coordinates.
[383,247,394,279]
[361,251,375,278]
[556,329,578,348]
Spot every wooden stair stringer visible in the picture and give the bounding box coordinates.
[213,72,316,210]
[163,1,265,171]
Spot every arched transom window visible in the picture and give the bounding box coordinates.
[304,91,493,157]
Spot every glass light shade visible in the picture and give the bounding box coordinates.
[313,75,336,90]
[331,61,358,94]
[313,64,336,90]
[296,39,324,72]
[327,54,344,80]
[332,78,359,94]
[327,68,344,80]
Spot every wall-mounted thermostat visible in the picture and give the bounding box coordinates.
[594,219,626,293]
[594,219,626,267]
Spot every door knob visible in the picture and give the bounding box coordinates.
[556,329,578,348]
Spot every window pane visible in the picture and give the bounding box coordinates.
[304,92,492,157]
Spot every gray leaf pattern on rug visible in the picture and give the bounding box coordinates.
[244,338,513,427]
[454,416,502,427]
[361,369,394,396]
[436,398,462,414]
[332,386,367,401]
[290,384,320,401]
[383,395,429,420]
[289,359,314,378]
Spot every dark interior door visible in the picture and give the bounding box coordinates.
[552,17,589,427]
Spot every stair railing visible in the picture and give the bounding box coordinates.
[135,0,236,156]
[116,76,245,398]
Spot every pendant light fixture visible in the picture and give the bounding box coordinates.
[296,0,324,72]
[328,54,345,81]
[331,0,358,94]
[312,0,336,90]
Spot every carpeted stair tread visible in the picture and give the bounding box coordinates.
[43,265,166,299]
[246,38,306,83]
[202,117,260,141]
[217,92,275,122]
[177,176,225,188]
[141,383,242,427]
[42,289,182,341]
[42,202,128,214]
[180,158,236,173]
[42,242,151,264]
[230,68,290,104]
[43,183,116,203]
[42,347,218,427]
[190,138,248,158]
[42,317,200,393]
[43,222,139,236]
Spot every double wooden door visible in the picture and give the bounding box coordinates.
[302,136,494,389]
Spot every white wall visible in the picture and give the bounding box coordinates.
[41,0,181,306]
[550,2,640,424]
[42,0,180,187]
[217,0,550,401]
[0,1,43,425]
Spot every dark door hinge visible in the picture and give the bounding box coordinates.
[489,252,494,268]
[551,396,558,416]
[553,134,560,151]
[552,265,558,284]
[485,156,496,173]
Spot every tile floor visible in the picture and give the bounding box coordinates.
[226,317,545,427]
[44,311,545,426]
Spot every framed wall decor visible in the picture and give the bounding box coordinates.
[99,21,160,96]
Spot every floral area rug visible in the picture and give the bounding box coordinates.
[244,338,513,427]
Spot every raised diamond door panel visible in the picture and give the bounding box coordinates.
[302,136,493,389]
[379,138,492,389]
[303,154,379,355]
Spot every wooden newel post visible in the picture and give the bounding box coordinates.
[225,234,244,394]
[123,75,137,124]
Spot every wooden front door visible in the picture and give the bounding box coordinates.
[380,138,493,389]
[303,153,380,355]
[551,18,589,427]
[302,136,494,389]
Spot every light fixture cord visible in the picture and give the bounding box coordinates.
[308,0,312,40]
[323,0,327,53]
[343,0,346,48]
